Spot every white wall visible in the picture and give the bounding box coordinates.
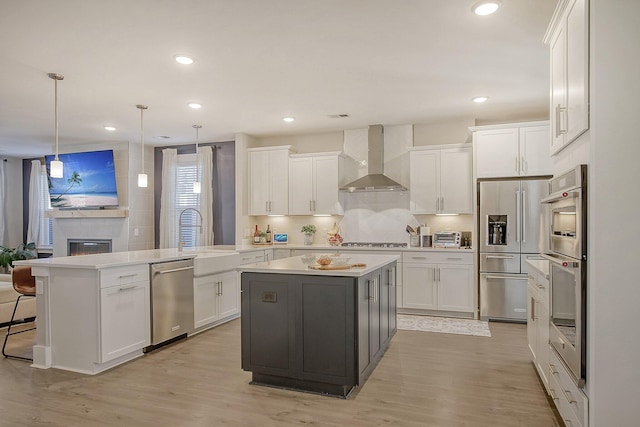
[585,1,640,424]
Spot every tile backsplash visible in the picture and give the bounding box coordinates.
[249,191,473,245]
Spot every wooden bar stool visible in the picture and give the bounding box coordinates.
[2,266,36,361]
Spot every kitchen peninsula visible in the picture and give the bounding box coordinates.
[239,254,398,398]
[15,247,241,374]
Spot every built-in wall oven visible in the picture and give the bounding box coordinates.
[541,165,587,386]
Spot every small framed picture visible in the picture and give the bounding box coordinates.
[273,233,288,244]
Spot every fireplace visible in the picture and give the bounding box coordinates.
[68,239,113,256]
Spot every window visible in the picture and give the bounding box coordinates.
[173,154,201,249]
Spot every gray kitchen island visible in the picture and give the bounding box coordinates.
[239,254,399,398]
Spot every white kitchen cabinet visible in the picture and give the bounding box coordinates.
[473,121,552,178]
[194,270,239,329]
[546,0,589,155]
[248,146,293,216]
[401,252,474,314]
[409,145,472,214]
[527,268,550,392]
[402,262,437,309]
[289,153,346,215]
[100,278,150,363]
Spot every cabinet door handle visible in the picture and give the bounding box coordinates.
[432,268,436,282]
[368,280,374,300]
[309,200,313,212]
[521,157,526,175]
[559,106,568,134]
[530,297,536,321]
[436,197,439,212]
[440,196,444,212]
[486,255,514,259]
[515,157,519,173]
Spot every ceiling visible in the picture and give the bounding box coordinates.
[0,0,557,158]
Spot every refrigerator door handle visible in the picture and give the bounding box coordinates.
[522,190,527,243]
[516,190,521,243]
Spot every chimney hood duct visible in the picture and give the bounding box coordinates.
[340,124,407,192]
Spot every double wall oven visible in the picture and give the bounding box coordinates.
[541,165,587,386]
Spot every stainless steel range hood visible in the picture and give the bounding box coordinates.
[340,124,407,192]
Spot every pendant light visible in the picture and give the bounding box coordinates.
[192,124,202,193]
[136,104,148,187]
[48,73,64,178]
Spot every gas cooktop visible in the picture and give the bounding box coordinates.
[340,242,408,248]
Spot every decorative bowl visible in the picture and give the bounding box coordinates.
[317,255,332,265]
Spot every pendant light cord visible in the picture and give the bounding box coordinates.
[48,73,64,161]
[54,77,59,161]
[137,104,148,173]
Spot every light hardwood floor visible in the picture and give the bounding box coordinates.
[0,319,561,426]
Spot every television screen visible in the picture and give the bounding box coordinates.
[45,149,119,208]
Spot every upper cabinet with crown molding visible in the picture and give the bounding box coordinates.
[545,0,589,155]
[472,121,552,179]
[248,146,294,216]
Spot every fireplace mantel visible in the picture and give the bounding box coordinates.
[47,209,128,219]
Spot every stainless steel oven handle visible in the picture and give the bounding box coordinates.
[541,188,581,204]
[541,253,580,268]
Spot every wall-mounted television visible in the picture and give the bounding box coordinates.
[45,149,119,209]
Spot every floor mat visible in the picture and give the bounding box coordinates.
[397,314,492,337]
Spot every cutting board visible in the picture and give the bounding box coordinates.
[308,263,366,270]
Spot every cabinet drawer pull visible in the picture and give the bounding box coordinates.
[118,274,138,279]
[549,388,559,401]
[411,256,428,260]
[446,257,463,261]
[118,285,139,292]
[549,363,559,375]
[485,255,514,259]
[564,389,577,404]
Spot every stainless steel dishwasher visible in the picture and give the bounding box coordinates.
[150,258,195,346]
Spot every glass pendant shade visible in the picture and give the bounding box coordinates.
[138,173,148,188]
[50,159,64,178]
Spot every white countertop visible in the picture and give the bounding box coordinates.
[238,253,400,277]
[526,259,550,278]
[15,247,239,270]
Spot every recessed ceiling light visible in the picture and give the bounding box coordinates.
[174,54,194,65]
[283,117,295,123]
[472,1,501,16]
[188,103,203,109]
[104,126,116,131]
[472,96,489,103]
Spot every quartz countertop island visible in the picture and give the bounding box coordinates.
[240,254,398,397]
[238,253,400,277]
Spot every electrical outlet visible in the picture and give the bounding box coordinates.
[134,227,139,236]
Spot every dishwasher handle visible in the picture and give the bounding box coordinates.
[153,266,194,275]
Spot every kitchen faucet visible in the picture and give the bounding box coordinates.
[178,208,203,252]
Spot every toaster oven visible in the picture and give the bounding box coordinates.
[433,231,462,248]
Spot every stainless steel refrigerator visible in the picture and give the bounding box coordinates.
[479,179,549,321]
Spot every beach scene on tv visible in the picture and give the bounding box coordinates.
[46,150,119,208]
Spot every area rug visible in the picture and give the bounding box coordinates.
[397,314,492,337]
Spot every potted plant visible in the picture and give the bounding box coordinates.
[0,242,36,273]
[300,224,317,246]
